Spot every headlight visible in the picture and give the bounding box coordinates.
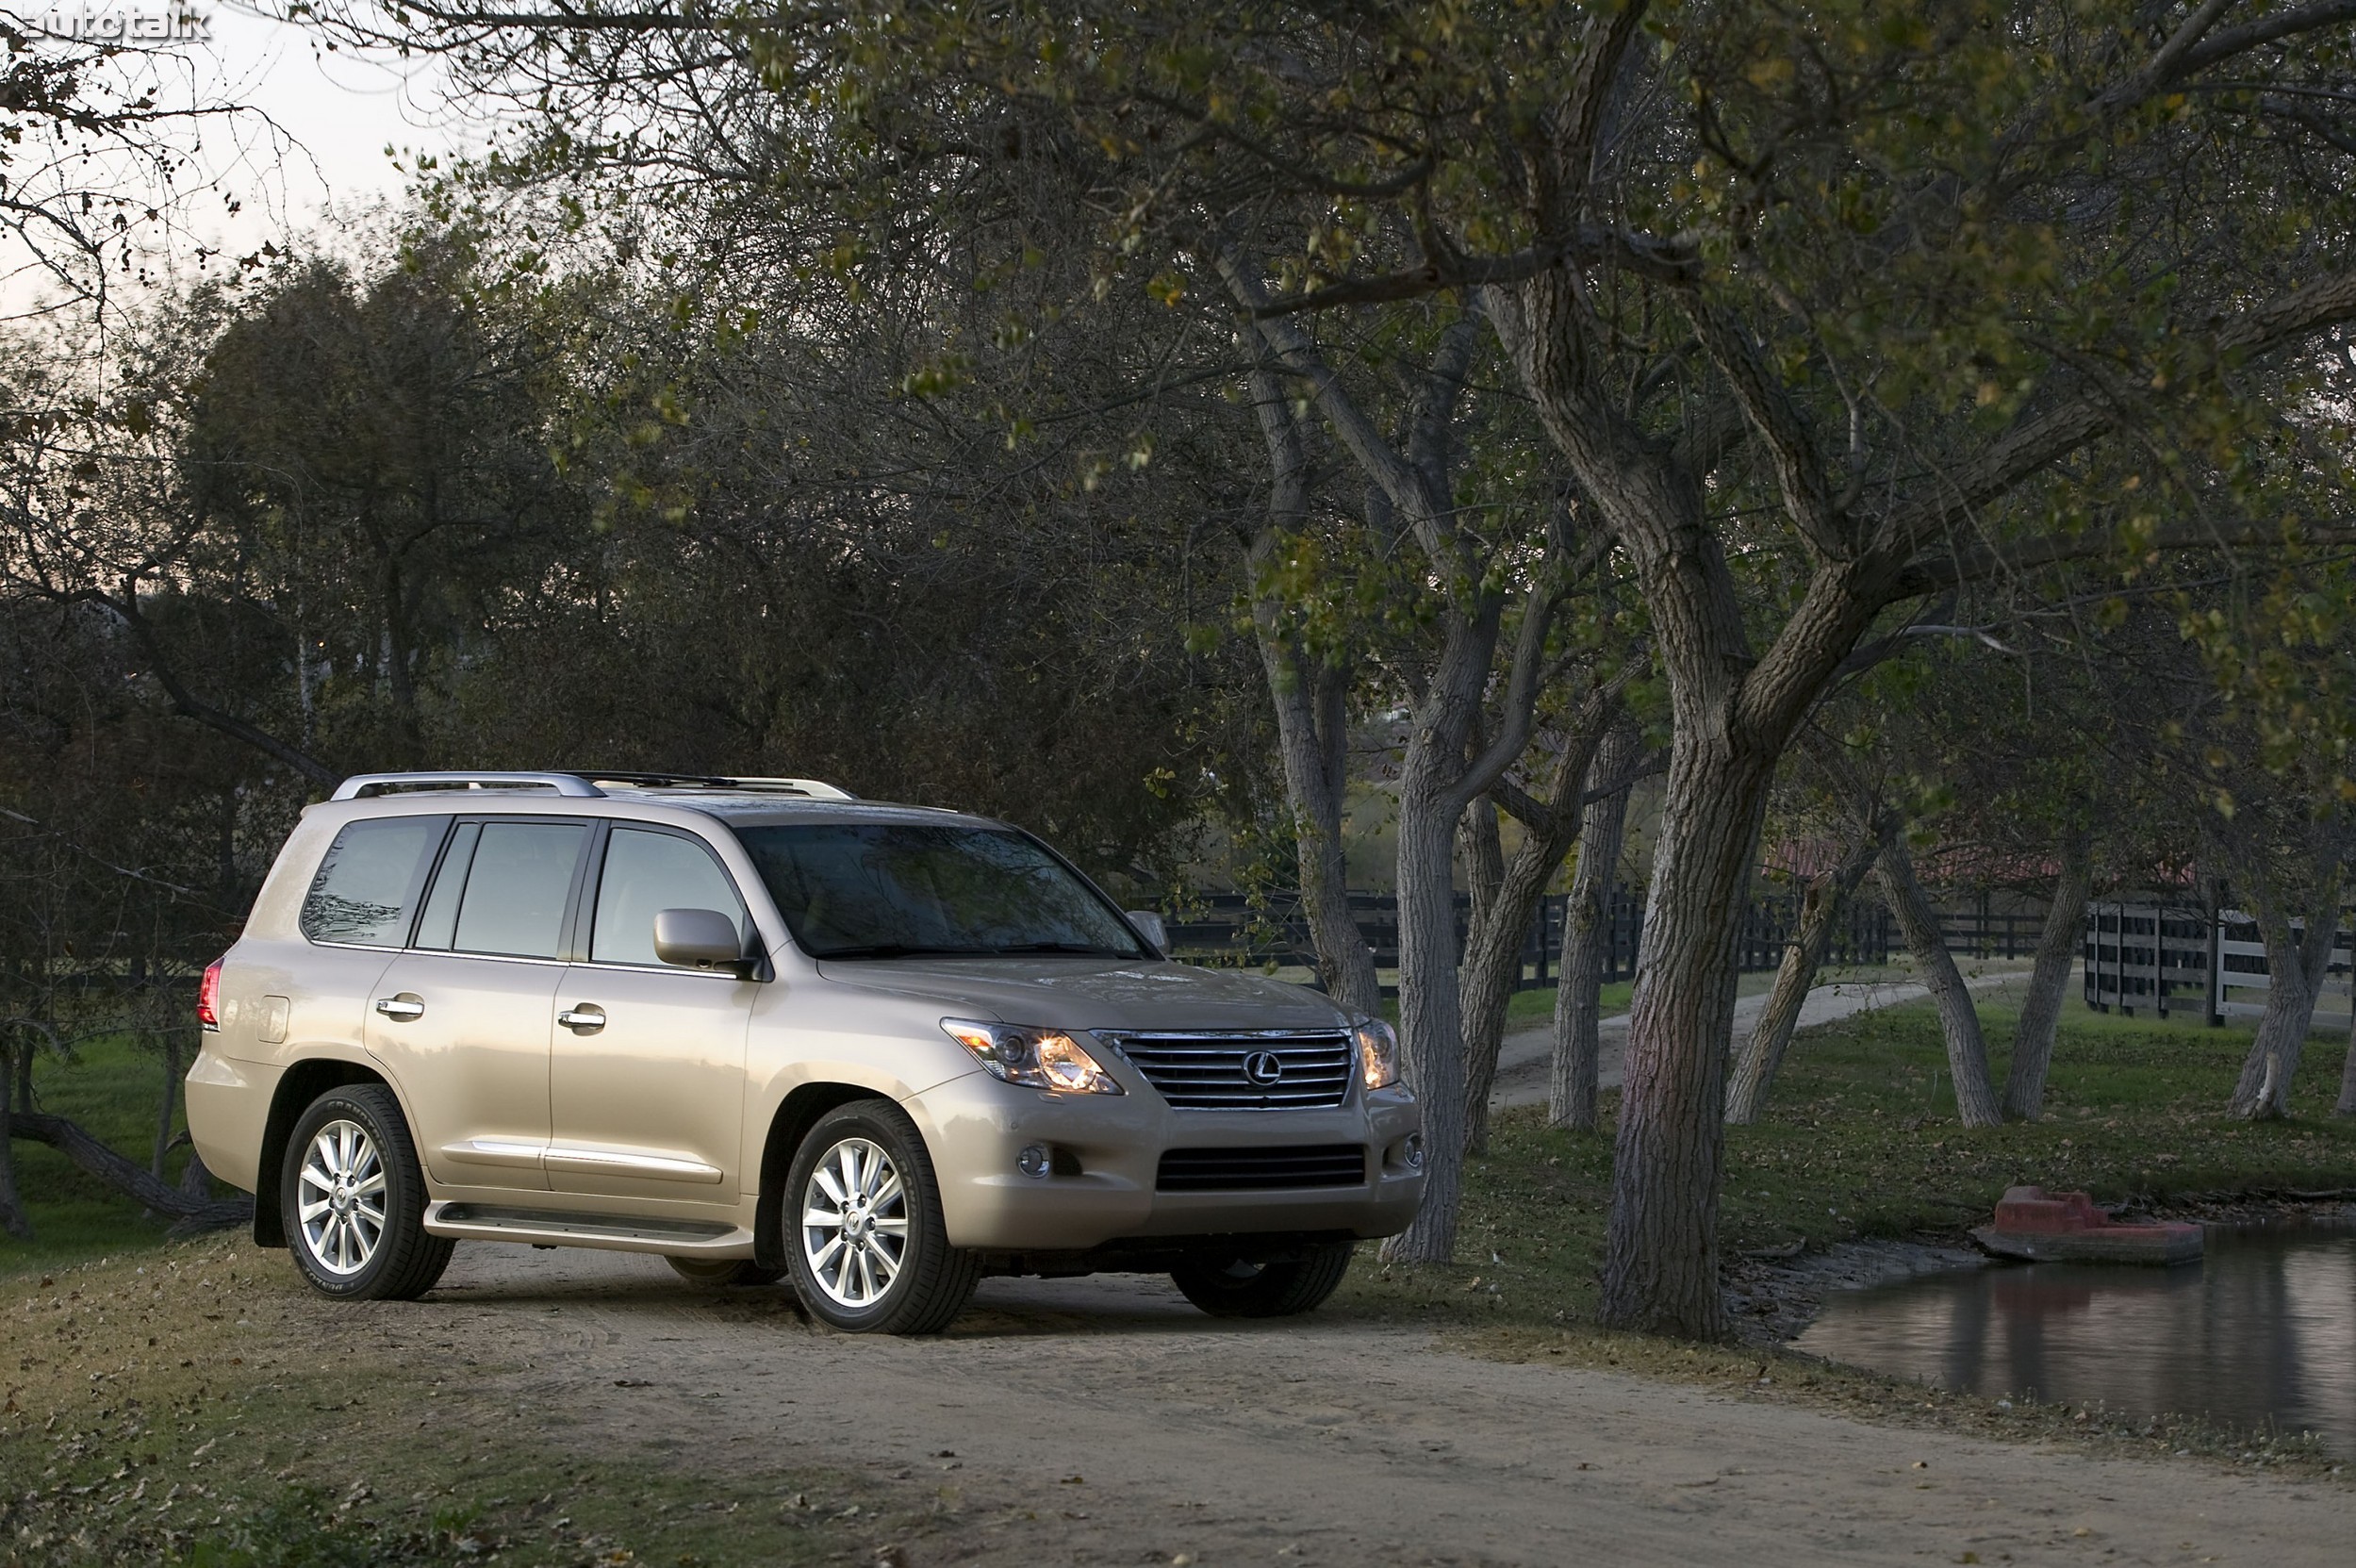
[1353,1016,1399,1091]
[940,1018,1125,1095]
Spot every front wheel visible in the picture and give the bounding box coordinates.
[783,1100,979,1334]
[1172,1241,1355,1318]
[280,1083,453,1301]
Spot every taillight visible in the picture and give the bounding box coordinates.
[197,958,223,1032]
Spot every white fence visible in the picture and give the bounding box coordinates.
[2084,901,2355,1030]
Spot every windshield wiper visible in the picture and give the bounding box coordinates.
[813,944,997,960]
[990,942,1135,956]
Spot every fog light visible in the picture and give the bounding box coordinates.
[1016,1144,1052,1179]
[1401,1133,1425,1169]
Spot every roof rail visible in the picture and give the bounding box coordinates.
[570,770,856,801]
[331,772,608,801]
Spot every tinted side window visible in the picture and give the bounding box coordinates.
[300,817,446,947]
[591,828,747,966]
[410,821,482,950]
[451,822,589,960]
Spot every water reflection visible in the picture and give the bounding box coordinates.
[1793,1222,2356,1452]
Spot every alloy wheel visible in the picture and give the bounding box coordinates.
[799,1136,909,1309]
[296,1118,387,1277]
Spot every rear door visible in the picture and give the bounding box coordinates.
[362,817,592,1195]
[545,822,756,1204]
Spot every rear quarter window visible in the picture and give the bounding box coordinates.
[299,817,447,947]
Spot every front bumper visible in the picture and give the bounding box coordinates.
[901,1070,1425,1251]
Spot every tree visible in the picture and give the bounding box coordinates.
[1724,744,1885,1127]
[2,13,272,322]
[1550,713,1642,1131]
[281,0,2356,1332]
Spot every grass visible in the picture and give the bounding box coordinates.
[8,988,2353,1532]
[5,1036,206,1276]
[1322,991,2356,1479]
[1339,993,2356,1329]
[0,1240,943,1566]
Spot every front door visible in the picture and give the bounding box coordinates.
[547,824,754,1204]
[363,817,593,1194]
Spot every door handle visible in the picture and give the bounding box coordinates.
[374,994,424,1021]
[557,1004,606,1033]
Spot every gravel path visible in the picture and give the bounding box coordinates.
[375,1241,2356,1565]
[1488,964,2036,1110]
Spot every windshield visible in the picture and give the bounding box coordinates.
[735,822,1148,961]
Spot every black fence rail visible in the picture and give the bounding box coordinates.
[1162,884,1896,997]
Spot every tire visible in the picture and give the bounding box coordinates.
[667,1256,786,1288]
[1172,1240,1355,1319]
[280,1082,453,1302]
[783,1099,979,1334]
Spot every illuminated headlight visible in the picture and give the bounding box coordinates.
[941,1018,1125,1095]
[1353,1016,1399,1091]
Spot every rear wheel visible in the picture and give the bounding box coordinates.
[280,1083,453,1301]
[667,1257,785,1288]
[783,1100,979,1334]
[1172,1241,1355,1318]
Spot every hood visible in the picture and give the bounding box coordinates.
[811,956,1352,1033]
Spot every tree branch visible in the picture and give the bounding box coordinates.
[1876,268,2356,554]
[105,582,338,789]
[7,1111,251,1233]
[1685,298,1848,557]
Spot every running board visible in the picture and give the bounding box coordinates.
[426,1201,752,1256]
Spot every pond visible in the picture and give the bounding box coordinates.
[1792,1219,2356,1454]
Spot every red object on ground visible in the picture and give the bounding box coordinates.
[1974,1185,2203,1265]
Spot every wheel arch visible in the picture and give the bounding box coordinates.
[253,1056,396,1249]
[751,1081,899,1272]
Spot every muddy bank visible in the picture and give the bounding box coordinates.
[1726,1194,2356,1346]
[1725,1238,1985,1344]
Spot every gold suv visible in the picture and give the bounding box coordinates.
[187,772,1425,1332]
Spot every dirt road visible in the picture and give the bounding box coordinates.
[364,1243,2355,1565]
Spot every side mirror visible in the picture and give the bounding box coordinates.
[652,907,749,971]
[1125,910,1170,958]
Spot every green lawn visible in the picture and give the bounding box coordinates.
[1337,993,2356,1335]
[3,1035,205,1275]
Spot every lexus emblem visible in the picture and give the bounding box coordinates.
[1242,1050,1284,1086]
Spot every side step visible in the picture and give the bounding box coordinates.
[426,1202,753,1257]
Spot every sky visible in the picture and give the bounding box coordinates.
[3,4,467,318]
[188,5,462,249]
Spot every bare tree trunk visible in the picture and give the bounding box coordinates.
[178,1146,214,1199]
[1460,701,1625,1152]
[1384,713,1481,1264]
[1244,369,1381,1016]
[2335,998,2356,1118]
[1600,729,1772,1338]
[1876,825,2002,1127]
[1552,719,1639,1131]
[1725,830,1881,1125]
[154,1032,181,1178]
[7,1111,250,1231]
[0,1044,31,1240]
[2002,831,2094,1120]
[1380,569,1568,1266]
[2229,866,2341,1120]
[1460,794,1505,948]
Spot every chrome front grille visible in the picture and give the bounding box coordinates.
[1105,1030,1355,1110]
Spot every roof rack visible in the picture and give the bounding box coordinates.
[332,771,607,801]
[572,770,855,800]
[329,770,856,802]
